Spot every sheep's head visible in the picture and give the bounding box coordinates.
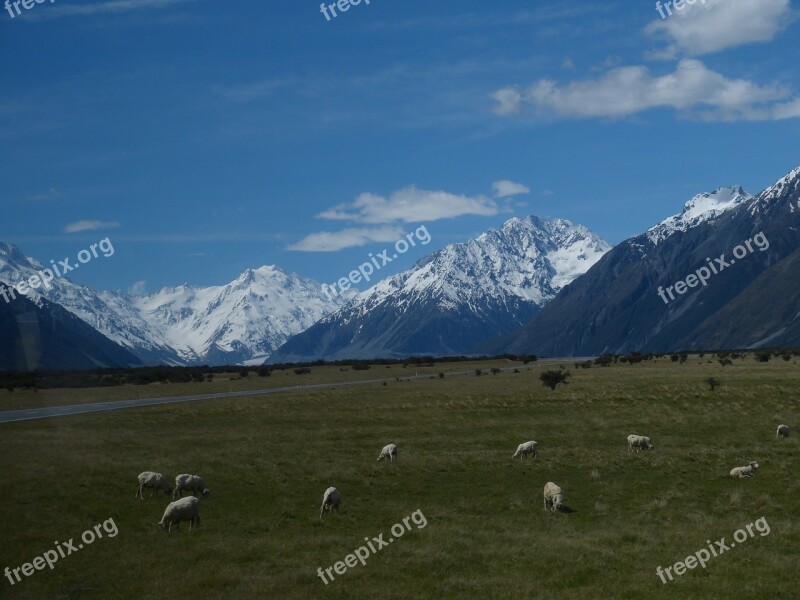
[750,461,759,470]
[202,488,211,498]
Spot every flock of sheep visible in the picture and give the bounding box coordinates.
[137,424,790,529]
[135,472,210,532]
[512,425,790,513]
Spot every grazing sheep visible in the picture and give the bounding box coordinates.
[173,474,211,499]
[627,434,654,452]
[777,424,790,438]
[136,471,172,500]
[730,461,759,478]
[543,482,564,512]
[158,496,201,532]
[512,441,538,459]
[320,487,341,519]
[377,443,398,462]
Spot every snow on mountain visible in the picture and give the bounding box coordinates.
[646,186,752,245]
[269,215,611,361]
[0,244,343,365]
[133,266,342,364]
[353,216,609,313]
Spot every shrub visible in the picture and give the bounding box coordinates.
[294,367,311,375]
[540,370,570,390]
[705,377,721,391]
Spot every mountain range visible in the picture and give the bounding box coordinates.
[268,216,611,362]
[0,247,342,368]
[3,164,799,371]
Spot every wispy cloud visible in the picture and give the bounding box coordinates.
[29,188,62,202]
[492,59,800,122]
[287,226,405,252]
[645,0,793,58]
[213,78,298,103]
[318,186,498,224]
[64,220,120,233]
[28,0,196,20]
[128,280,147,296]
[492,180,530,199]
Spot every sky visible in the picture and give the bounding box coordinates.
[1,0,799,295]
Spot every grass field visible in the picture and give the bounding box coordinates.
[0,356,798,599]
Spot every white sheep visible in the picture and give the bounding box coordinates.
[730,461,759,478]
[627,434,654,452]
[136,471,172,500]
[512,441,538,459]
[777,424,790,438]
[173,474,211,499]
[158,496,201,532]
[543,482,564,512]
[377,443,398,462]
[320,486,341,519]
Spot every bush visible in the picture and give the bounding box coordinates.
[294,367,311,375]
[755,352,771,363]
[490,368,501,375]
[438,372,445,379]
[351,363,371,371]
[475,369,482,377]
[594,355,614,367]
[257,367,271,377]
[705,377,721,391]
[540,370,570,390]
[719,358,733,367]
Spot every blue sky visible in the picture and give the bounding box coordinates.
[2,0,799,294]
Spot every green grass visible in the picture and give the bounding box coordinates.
[0,357,798,599]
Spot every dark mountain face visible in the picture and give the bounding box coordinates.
[491,166,800,356]
[0,294,141,371]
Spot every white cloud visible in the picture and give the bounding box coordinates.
[646,0,792,57]
[317,185,498,224]
[492,180,530,198]
[287,226,405,252]
[490,87,523,116]
[64,220,120,233]
[492,59,800,122]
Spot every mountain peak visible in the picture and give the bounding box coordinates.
[646,185,752,245]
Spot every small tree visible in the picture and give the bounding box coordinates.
[475,369,482,377]
[540,370,570,390]
[705,377,721,391]
[491,367,501,375]
[718,358,733,367]
[438,372,445,379]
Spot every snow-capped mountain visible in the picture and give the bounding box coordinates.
[132,266,343,365]
[646,186,752,245]
[0,247,342,365]
[269,216,611,362]
[492,165,800,356]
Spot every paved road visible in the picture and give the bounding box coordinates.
[0,363,560,425]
